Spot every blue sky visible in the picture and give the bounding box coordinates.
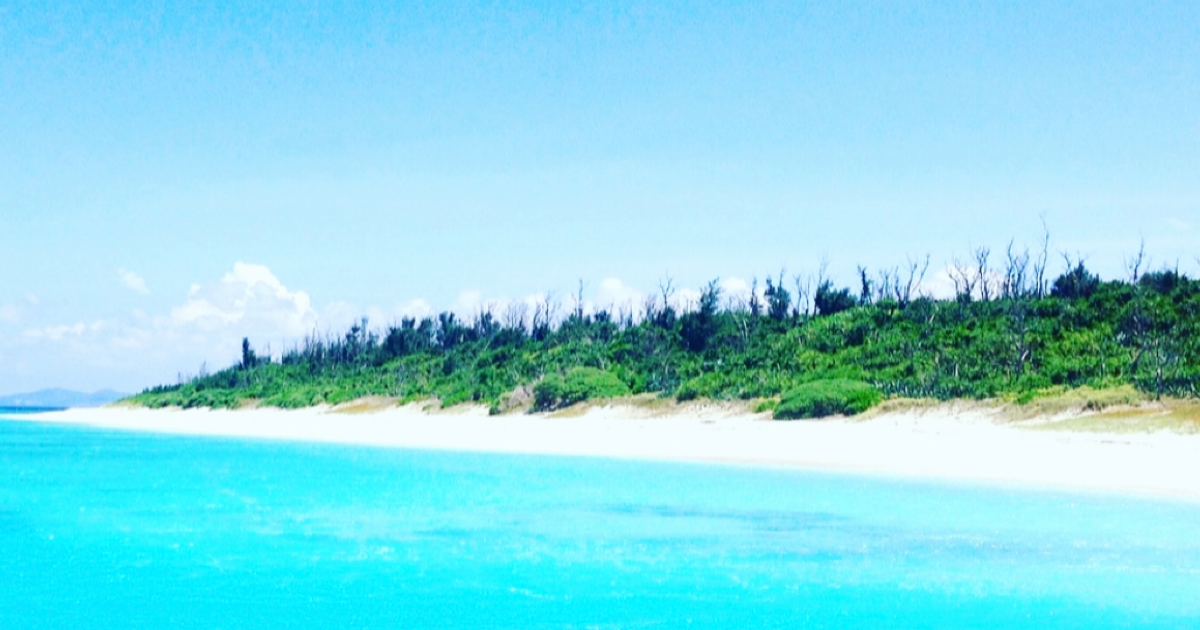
[1,1,1198,393]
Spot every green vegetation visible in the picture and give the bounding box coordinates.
[774,379,883,419]
[130,242,1200,416]
[533,367,630,411]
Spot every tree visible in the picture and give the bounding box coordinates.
[654,276,678,328]
[897,255,930,307]
[240,337,257,369]
[1051,260,1099,299]
[1031,216,1052,298]
[748,277,761,316]
[948,256,977,303]
[974,246,993,301]
[791,273,811,317]
[814,281,856,316]
[681,280,722,351]
[856,266,873,306]
[764,273,791,321]
[1140,267,1183,295]
[1001,241,1030,300]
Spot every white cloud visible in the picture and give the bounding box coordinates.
[595,278,645,312]
[169,262,317,336]
[119,268,150,294]
[919,267,959,300]
[318,301,360,332]
[392,298,434,321]
[0,304,18,324]
[716,276,770,308]
[24,321,102,341]
[170,298,242,326]
[450,290,485,319]
[1166,218,1192,231]
[719,276,752,299]
[3,264,327,391]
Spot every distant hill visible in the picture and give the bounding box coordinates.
[0,388,128,409]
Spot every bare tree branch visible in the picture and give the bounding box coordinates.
[658,276,676,311]
[1032,215,1051,298]
[1003,240,1029,299]
[974,246,992,301]
[792,273,811,317]
[948,256,976,301]
[902,254,930,305]
[503,301,528,331]
[1125,238,1147,283]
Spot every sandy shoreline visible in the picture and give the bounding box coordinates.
[11,402,1200,501]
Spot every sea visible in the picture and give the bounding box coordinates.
[2,414,1199,629]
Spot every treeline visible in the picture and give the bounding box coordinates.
[132,242,1200,411]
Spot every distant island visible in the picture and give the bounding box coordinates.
[130,244,1199,421]
[0,388,129,412]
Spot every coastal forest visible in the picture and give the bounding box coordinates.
[132,242,1200,418]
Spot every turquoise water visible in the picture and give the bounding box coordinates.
[2,416,1199,629]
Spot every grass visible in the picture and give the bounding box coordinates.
[1002,384,1147,420]
[329,396,401,414]
[1025,399,1200,434]
[543,393,671,418]
[979,384,1200,433]
[544,394,759,419]
[855,396,943,419]
[752,398,778,414]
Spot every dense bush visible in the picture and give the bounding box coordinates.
[773,379,882,419]
[533,367,631,411]
[675,372,728,402]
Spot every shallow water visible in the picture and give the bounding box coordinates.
[2,415,1199,629]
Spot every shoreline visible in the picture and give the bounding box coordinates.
[10,401,1200,501]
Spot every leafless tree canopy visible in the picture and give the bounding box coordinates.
[792,273,812,317]
[503,301,529,332]
[1002,241,1030,299]
[532,293,559,333]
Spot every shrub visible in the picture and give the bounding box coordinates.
[533,367,630,411]
[753,398,779,414]
[675,372,727,402]
[774,379,882,420]
[533,374,564,410]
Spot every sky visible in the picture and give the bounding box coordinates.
[1,0,1198,394]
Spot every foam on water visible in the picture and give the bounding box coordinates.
[2,416,1199,628]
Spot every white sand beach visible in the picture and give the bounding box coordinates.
[20,401,1200,501]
